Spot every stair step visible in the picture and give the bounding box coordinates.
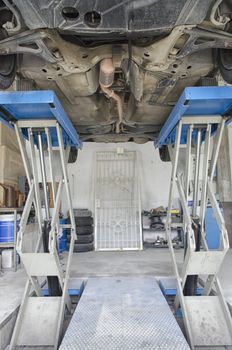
[183,251,226,276]
[21,253,62,277]
[184,295,232,347]
[17,297,61,346]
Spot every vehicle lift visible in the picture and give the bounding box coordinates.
[0,91,82,349]
[0,87,232,349]
[156,86,232,349]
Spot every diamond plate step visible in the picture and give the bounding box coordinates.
[17,297,61,346]
[185,295,232,347]
[60,276,190,350]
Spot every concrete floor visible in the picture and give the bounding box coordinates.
[68,248,232,308]
[0,269,26,326]
[217,250,232,304]
[69,247,183,278]
[0,248,232,349]
[1,248,179,327]
[0,269,27,349]
[1,248,232,316]
[0,246,183,345]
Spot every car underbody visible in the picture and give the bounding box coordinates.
[0,0,232,143]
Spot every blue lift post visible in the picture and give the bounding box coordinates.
[0,90,81,349]
[156,86,232,349]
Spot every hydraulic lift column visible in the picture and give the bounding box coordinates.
[38,131,61,296]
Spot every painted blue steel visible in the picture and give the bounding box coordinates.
[205,207,222,249]
[43,286,84,296]
[159,280,203,297]
[43,279,85,296]
[0,90,82,148]
[156,86,232,148]
[58,218,67,253]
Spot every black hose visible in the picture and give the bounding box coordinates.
[183,219,201,296]
[42,220,62,297]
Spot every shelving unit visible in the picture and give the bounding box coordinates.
[0,208,23,271]
[142,211,183,248]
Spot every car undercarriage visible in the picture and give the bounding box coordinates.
[0,0,232,143]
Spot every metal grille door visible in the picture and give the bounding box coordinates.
[95,150,142,250]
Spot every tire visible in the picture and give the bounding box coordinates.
[75,216,93,226]
[159,145,170,162]
[0,29,17,89]
[67,242,94,252]
[184,275,198,296]
[68,147,78,163]
[77,225,93,235]
[77,234,94,243]
[217,48,232,84]
[67,234,94,244]
[47,276,62,296]
[73,209,92,217]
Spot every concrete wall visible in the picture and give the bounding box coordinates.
[27,126,232,220]
[65,141,178,215]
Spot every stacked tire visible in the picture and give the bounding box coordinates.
[67,209,94,252]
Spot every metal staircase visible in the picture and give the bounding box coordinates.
[156,87,232,349]
[0,91,81,349]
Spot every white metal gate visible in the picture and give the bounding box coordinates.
[94,150,142,251]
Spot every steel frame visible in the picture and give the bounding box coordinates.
[9,120,77,349]
[165,115,232,349]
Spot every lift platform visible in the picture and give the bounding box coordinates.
[0,90,81,349]
[60,277,190,350]
[1,87,232,350]
[155,86,232,349]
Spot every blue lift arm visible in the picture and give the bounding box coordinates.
[155,86,232,349]
[0,90,82,149]
[156,86,232,148]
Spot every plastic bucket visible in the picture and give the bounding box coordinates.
[0,214,19,243]
[2,249,14,268]
[58,218,67,252]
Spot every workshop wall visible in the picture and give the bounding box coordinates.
[65,142,178,214]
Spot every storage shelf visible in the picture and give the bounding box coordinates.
[0,208,23,213]
[0,242,15,248]
[0,208,22,271]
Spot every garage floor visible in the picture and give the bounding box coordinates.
[1,248,232,310]
[69,247,184,277]
[68,248,232,309]
[1,248,232,349]
[0,248,181,323]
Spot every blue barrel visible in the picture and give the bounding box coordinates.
[58,218,67,252]
[0,214,18,243]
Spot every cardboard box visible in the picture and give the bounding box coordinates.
[0,122,19,151]
[0,145,25,186]
[48,182,59,208]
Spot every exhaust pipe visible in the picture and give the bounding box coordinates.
[99,58,123,133]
